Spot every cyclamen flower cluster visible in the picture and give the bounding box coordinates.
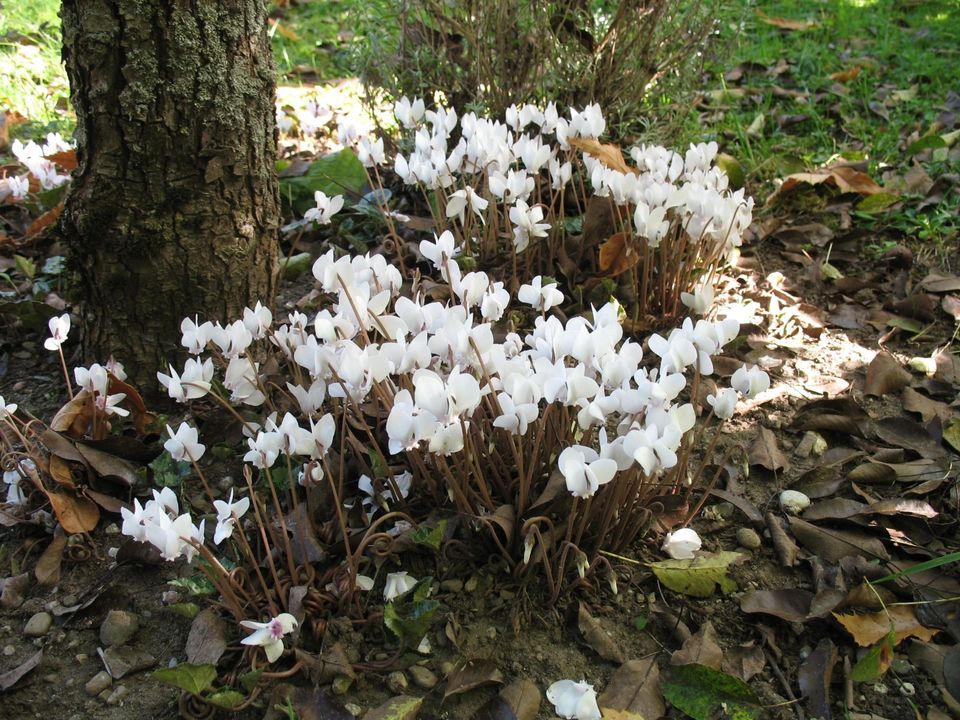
[156,243,766,508]
[0,134,73,201]
[120,487,206,562]
[370,97,752,262]
[120,482,251,561]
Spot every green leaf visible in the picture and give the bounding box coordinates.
[41,255,66,275]
[650,551,741,597]
[856,192,899,213]
[368,449,388,478]
[943,419,960,455]
[149,451,191,488]
[13,255,36,281]
[280,252,313,279]
[165,602,200,619]
[364,695,424,720]
[563,215,584,233]
[850,631,896,681]
[633,616,649,631]
[715,153,745,190]
[169,575,217,597]
[384,578,438,648]
[412,520,447,552]
[886,316,923,334]
[211,444,234,461]
[0,299,58,330]
[280,148,367,215]
[662,663,761,720]
[152,663,217,696]
[906,134,947,156]
[208,689,246,709]
[239,668,264,693]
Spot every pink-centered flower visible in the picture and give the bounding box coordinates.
[240,613,298,663]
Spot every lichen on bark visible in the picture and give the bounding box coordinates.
[59,0,280,393]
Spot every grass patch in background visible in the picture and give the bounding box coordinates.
[0,0,72,138]
[683,0,960,263]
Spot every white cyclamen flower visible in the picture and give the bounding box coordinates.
[383,571,418,601]
[518,276,564,312]
[303,191,344,225]
[164,423,205,462]
[662,527,702,559]
[680,283,714,315]
[706,387,738,420]
[731,364,770,399]
[546,679,602,720]
[558,445,617,499]
[213,489,251,545]
[44,313,71,351]
[240,613,298,663]
[0,395,17,420]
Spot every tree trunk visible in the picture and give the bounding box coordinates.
[60,0,279,392]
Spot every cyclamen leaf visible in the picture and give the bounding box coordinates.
[208,689,245,709]
[850,632,896,682]
[662,663,761,720]
[151,662,217,695]
[651,551,741,597]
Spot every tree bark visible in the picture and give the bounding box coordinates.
[60,0,279,392]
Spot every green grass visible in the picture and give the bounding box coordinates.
[268,0,390,82]
[674,0,960,262]
[0,1,72,137]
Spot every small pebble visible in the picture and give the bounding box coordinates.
[23,612,53,637]
[103,523,120,536]
[779,490,811,515]
[409,665,438,689]
[331,675,352,695]
[386,670,408,693]
[344,703,363,718]
[439,660,456,676]
[85,671,113,697]
[100,610,139,647]
[440,579,463,593]
[464,576,478,593]
[2,645,15,656]
[899,681,916,696]
[105,685,128,706]
[736,527,762,550]
[218,476,235,491]
[61,594,78,607]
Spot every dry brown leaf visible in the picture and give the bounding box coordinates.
[741,589,814,622]
[748,427,790,471]
[671,621,723,669]
[875,416,945,459]
[26,202,63,238]
[902,387,955,424]
[788,516,889,562]
[798,639,837,719]
[834,605,939,647]
[568,137,633,175]
[46,490,100,534]
[864,352,910,397]
[766,511,799,567]
[578,602,625,663]
[778,166,886,198]
[757,10,818,30]
[45,149,77,171]
[829,66,862,83]
[50,390,95,438]
[722,643,766,682]
[920,272,960,293]
[35,532,66,586]
[598,657,665,720]
[598,232,641,277]
[47,455,77,490]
